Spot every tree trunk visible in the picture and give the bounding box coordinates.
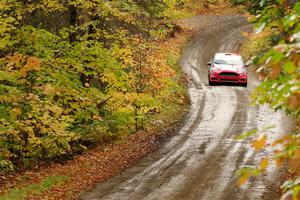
[69,5,77,43]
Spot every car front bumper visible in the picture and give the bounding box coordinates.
[209,70,247,83]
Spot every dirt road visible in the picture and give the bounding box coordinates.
[80,15,292,200]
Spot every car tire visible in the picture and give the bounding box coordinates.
[208,76,213,86]
[242,82,247,87]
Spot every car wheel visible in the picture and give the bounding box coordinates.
[208,76,213,86]
[242,82,247,87]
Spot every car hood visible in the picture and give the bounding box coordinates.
[214,64,244,72]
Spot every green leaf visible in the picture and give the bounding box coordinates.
[235,129,258,140]
[283,61,296,74]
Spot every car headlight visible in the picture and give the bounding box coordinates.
[211,67,220,73]
[238,68,247,74]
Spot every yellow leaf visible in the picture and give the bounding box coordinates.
[9,108,22,120]
[252,135,267,151]
[7,54,23,69]
[92,115,102,121]
[43,84,55,96]
[260,158,269,171]
[47,105,63,118]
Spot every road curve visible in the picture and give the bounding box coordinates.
[80,15,292,200]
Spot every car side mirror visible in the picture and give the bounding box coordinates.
[207,62,212,66]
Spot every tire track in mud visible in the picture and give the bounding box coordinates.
[138,87,240,200]
[122,94,208,199]
[169,88,249,200]
[80,15,292,200]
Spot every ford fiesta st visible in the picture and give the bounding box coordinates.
[208,53,248,87]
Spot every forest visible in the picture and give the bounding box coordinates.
[0,0,194,171]
[0,0,299,199]
[232,0,300,198]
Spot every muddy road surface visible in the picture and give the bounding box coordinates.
[80,15,292,200]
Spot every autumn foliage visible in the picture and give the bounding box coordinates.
[233,0,300,198]
[0,0,192,171]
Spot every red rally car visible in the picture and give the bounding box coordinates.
[208,53,248,87]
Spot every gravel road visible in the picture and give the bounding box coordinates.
[80,15,292,200]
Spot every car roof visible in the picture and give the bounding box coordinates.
[214,53,242,60]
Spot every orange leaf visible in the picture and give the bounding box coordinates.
[287,92,300,111]
[272,135,293,146]
[252,135,267,151]
[295,149,300,157]
[288,157,300,171]
[20,57,41,77]
[274,157,284,167]
[270,62,282,80]
[237,174,250,186]
[260,158,269,171]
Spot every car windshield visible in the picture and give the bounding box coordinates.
[214,58,243,65]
